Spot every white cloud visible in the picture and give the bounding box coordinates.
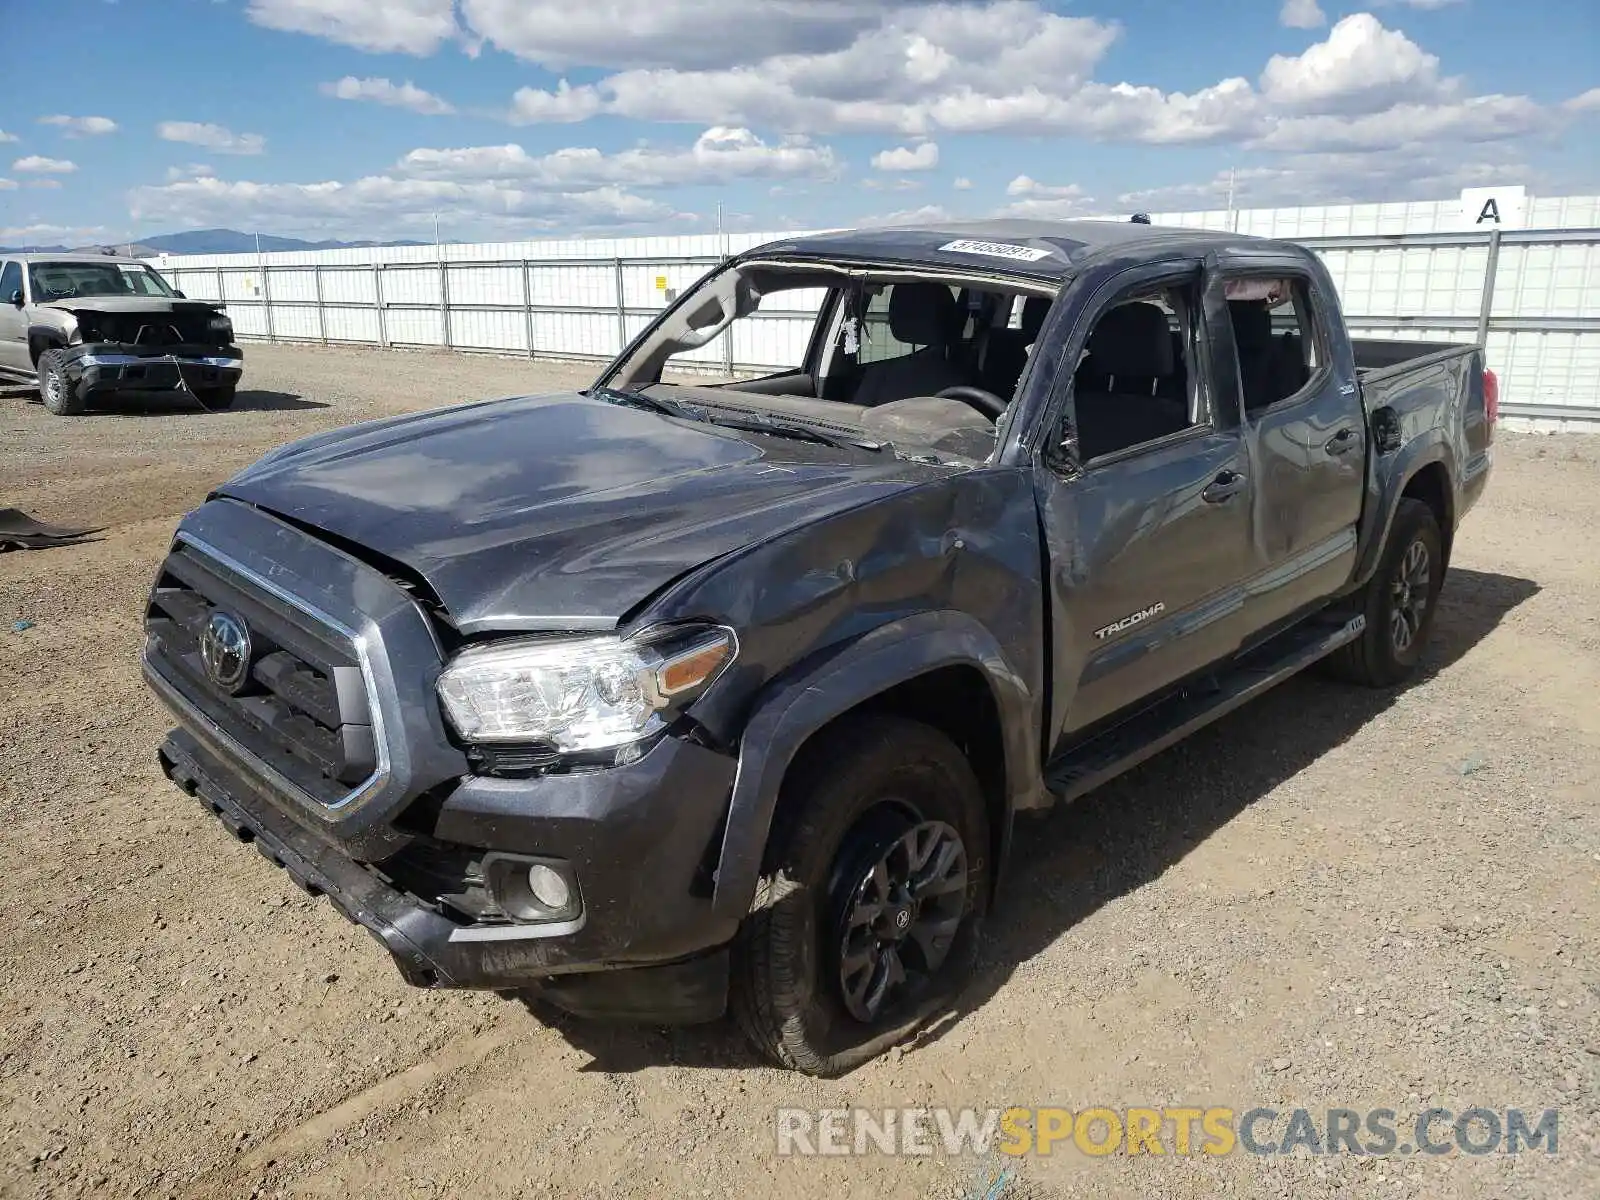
[157,122,267,155]
[590,4,1121,135]
[128,174,680,239]
[0,178,17,191]
[246,0,459,55]
[508,81,606,125]
[1006,175,1087,198]
[321,76,455,115]
[871,142,939,170]
[165,163,217,182]
[462,0,919,70]
[1257,94,1549,152]
[0,223,105,242]
[952,177,973,190]
[27,179,63,190]
[0,129,18,144]
[857,203,953,226]
[39,115,119,137]
[1260,14,1448,114]
[1121,145,1530,211]
[1279,0,1326,28]
[13,156,77,174]
[397,127,838,188]
[996,178,1093,219]
[1565,88,1600,113]
[862,177,922,192]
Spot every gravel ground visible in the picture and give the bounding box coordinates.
[1,342,1597,1200]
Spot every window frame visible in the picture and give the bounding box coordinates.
[1045,261,1218,474]
[1219,267,1335,419]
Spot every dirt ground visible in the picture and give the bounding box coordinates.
[1,343,1597,1200]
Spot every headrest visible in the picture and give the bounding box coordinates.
[1228,301,1274,355]
[1085,301,1174,377]
[1019,296,1051,341]
[888,282,958,347]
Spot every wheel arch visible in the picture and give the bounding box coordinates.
[1352,436,1457,590]
[709,611,1046,924]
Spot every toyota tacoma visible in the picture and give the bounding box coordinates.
[142,220,1494,1074]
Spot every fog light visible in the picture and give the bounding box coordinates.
[482,853,581,924]
[526,864,571,911]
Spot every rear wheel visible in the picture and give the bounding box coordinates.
[37,349,85,415]
[730,715,988,1076]
[1325,498,1444,687]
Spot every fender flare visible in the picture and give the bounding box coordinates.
[708,609,1043,923]
[1350,434,1454,590]
[27,326,67,365]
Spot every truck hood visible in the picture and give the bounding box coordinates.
[42,296,222,315]
[219,392,946,633]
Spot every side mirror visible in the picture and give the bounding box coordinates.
[8,290,20,307]
[172,289,186,299]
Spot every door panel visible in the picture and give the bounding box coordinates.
[0,261,27,372]
[1218,265,1366,629]
[1040,427,1255,752]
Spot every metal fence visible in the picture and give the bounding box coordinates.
[157,225,1600,428]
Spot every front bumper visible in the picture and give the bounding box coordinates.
[65,346,243,396]
[153,720,740,1022]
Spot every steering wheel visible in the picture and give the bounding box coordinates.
[935,385,1009,420]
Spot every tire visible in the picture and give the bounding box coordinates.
[730,715,989,1076]
[194,384,237,410]
[37,349,85,415]
[1324,498,1445,687]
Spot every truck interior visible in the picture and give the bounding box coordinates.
[603,260,1059,460]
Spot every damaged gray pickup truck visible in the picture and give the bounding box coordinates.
[143,220,1495,1075]
[0,252,242,414]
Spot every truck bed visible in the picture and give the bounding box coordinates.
[1352,337,1477,380]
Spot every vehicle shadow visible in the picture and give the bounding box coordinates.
[122,389,329,414]
[523,567,1540,1074]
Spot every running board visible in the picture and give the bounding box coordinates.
[1044,614,1366,803]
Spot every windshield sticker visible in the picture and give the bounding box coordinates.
[938,239,1053,263]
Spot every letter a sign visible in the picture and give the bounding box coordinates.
[1458,185,1526,231]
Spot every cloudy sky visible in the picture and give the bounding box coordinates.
[2,0,1597,245]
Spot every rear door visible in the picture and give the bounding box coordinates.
[1034,259,1257,752]
[1208,253,1365,634]
[0,260,27,372]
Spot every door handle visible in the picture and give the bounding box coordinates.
[1324,428,1359,456]
[1201,470,1247,503]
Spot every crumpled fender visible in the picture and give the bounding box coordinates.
[708,609,1046,923]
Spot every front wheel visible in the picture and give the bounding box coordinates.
[731,715,989,1076]
[1325,498,1445,687]
[37,349,85,415]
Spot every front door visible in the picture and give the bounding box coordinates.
[1035,262,1257,755]
[0,260,28,372]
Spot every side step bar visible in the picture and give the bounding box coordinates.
[1044,614,1367,803]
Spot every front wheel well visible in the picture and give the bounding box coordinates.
[28,332,65,365]
[767,664,1008,888]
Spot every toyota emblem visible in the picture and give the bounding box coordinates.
[200,611,252,693]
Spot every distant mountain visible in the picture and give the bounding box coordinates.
[139,229,431,255]
[0,229,431,256]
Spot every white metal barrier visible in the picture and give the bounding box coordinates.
[157,227,1600,429]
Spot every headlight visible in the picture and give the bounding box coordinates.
[436,625,736,754]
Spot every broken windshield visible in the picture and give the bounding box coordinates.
[29,261,176,301]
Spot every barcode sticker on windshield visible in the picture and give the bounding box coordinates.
[938,239,1052,263]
